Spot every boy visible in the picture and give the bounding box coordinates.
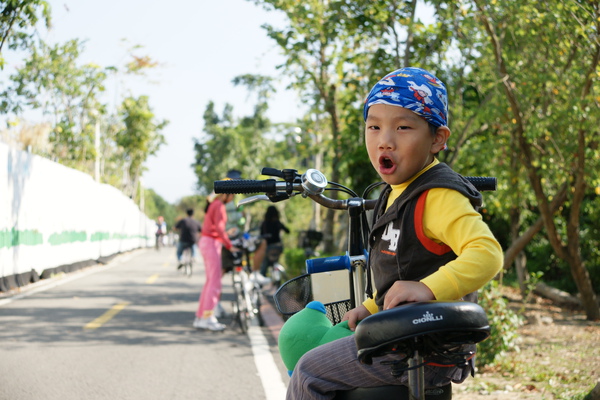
[286,67,503,399]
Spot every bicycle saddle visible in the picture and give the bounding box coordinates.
[355,301,490,365]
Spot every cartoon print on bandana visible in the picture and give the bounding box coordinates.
[407,80,434,106]
[373,87,401,102]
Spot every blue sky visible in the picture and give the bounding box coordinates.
[15,0,303,203]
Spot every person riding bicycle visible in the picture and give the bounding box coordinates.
[175,208,202,269]
[256,205,289,283]
[155,216,167,249]
[286,67,503,399]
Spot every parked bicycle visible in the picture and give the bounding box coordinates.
[227,232,265,333]
[215,166,497,400]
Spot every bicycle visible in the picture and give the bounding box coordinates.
[178,246,193,278]
[261,242,287,289]
[228,232,265,333]
[215,166,496,400]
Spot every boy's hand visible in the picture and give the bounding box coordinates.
[383,281,435,310]
[341,305,371,331]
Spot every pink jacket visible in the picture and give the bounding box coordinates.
[201,199,232,250]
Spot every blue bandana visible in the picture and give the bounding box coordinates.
[363,67,448,128]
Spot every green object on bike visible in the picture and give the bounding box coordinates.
[278,301,354,376]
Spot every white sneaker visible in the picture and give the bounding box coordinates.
[250,271,271,286]
[193,316,226,331]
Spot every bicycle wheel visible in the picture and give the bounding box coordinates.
[232,278,249,333]
[180,248,193,277]
[271,263,288,289]
[250,283,264,327]
[184,261,192,277]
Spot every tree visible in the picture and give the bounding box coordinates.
[193,74,281,193]
[471,0,599,320]
[0,39,113,171]
[116,95,167,200]
[144,188,177,229]
[242,0,599,318]
[249,0,384,251]
[0,0,50,69]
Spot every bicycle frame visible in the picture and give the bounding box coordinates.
[214,167,496,400]
[179,246,193,277]
[228,233,264,332]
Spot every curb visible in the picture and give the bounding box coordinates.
[261,286,285,342]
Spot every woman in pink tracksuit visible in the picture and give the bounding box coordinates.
[193,192,237,331]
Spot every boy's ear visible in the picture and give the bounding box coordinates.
[431,126,451,153]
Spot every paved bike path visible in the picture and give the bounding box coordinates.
[0,247,289,400]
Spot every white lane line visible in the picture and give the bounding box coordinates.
[0,252,136,307]
[248,321,288,400]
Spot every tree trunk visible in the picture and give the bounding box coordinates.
[585,381,600,400]
[534,282,581,308]
[322,84,341,254]
[566,253,600,320]
[503,182,568,269]
[515,252,529,297]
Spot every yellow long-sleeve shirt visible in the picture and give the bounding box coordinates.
[363,159,503,314]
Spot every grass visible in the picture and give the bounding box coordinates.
[457,285,600,399]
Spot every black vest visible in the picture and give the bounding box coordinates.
[368,163,482,309]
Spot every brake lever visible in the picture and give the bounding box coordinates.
[237,195,269,207]
[237,192,292,206]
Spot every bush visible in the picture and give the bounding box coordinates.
[283,247,307,278]
[476,280,523,367]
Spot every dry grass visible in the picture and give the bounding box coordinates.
[454,287,600,399]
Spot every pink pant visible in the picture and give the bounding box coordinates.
[197,236,223,318]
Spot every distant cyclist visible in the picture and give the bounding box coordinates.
[175,209,202,269]
[257,205,289,282]
[155,216,167,250]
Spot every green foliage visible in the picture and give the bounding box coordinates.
[0,39,112,168]
[116,95,167,199]
[0,0,51,68]
[1,10,166,204]
[283,247,307,278]
[144,188,177,230]
[193,73,282,194]
[477,280,523,367]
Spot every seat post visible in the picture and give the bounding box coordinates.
[407,348,425,400]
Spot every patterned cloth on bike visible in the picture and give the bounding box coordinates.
[363,67,448,129]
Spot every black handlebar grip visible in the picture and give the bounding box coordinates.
[465,176,497,192]
[214,179,278,194]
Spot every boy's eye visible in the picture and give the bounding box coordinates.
[397,125,411,130]
[368,125,380,130]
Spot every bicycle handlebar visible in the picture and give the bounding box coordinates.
[214,169,496,210]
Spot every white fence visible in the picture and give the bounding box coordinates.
[0,141,155,289]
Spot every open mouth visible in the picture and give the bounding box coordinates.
[380,156,394,169]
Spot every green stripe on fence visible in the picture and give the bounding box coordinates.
[0,229,44,248]
[0,229,152,248]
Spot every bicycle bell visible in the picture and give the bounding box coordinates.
[301,169,328,195]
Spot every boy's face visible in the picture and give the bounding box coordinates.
[365,104,449,185]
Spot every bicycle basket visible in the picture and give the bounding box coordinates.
[273,273,352,325]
